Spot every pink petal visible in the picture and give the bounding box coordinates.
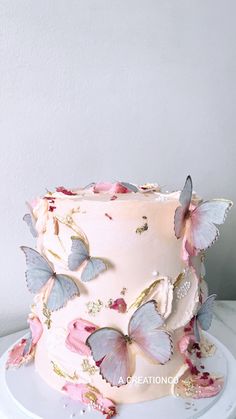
[174,367,224,399]
[66,318,98,356]
[62,383,117,417]
[109,298,127,313]
[93,182,114,193]
[56,186,77,195]
[29,316,43,345]
[111,182,129,194]
[6,339,29,368]
[93,182,129,194]
[178,334,196,355]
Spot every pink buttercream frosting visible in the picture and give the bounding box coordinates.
[62,383,117,418]
[65,318,98,356]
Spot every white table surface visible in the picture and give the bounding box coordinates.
[1,301,236,358]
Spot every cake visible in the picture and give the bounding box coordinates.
[6,177,233,418]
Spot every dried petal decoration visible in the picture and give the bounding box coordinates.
[173,322,224,399]
[6,315,43,369]
[172,366,224,399]
[56,186,77,195]
[108,298,127,313]
[92,182,130,194]
[139,183,161,192]
[62,383,117,418]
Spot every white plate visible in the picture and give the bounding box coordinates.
[0,332,236,419]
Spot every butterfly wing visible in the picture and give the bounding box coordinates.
[23,213,38,238]
[129,300,172,364]
[68,237,89,271]
[22,331,33,356]
[21,246,53,293]
[86,328,130,387]
[46,274,80,311]
[189,200,233,251]
[120,182,139,192]
[196,294,217,331]
[174,175,193,239]
[193,316,200,342]
[81,257,107,282]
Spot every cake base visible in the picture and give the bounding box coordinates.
[1,333,236,419]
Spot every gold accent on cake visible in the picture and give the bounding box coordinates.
[135,222,148,234]
[173,272,185,289]
[81,358,98,375]
[84,391,98,403]
[55,215,88,245]
[86,299,103,316]
[129,278,163,310]
[47,249,61,260]
[51,361,79,381]
[120,287,127,295]
[53,217,59,235]
[42,303,52,329]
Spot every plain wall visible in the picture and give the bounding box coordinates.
[0,0,236,336]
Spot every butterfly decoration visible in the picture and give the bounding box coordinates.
[23,202,38,238]
[193,294,216,342]
[86,300,172,387]
[68,236,107,282]
[21,246,80,311]
[174,175,233,256]
[120,182,139,192]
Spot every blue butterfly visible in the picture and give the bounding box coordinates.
[23,202,38,238]
[193,294,216,342]
[68,236,107,282]
[120,182,139,192]
[21,246,80,311]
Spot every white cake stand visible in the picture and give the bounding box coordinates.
[0,333,235,419]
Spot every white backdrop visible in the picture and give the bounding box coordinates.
[0,0,236,336]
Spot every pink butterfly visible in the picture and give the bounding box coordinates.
[86,300,172,387]
[174,176,233,256]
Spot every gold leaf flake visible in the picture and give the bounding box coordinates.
[56,215,88,245]
[81,359,98,375]
[120,287,127,295]
[129,278,164,310]
[84,391,98,403]
[42,303,52,329]
[87,384,100,394]
[135,222,148,234]
[53,217,59,235]
[47,249,61,260]
[51,361,78,381]
[173,272,185,289]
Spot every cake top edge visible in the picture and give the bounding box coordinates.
[40,181,198,203]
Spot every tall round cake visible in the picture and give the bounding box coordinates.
[6,179,233,417]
